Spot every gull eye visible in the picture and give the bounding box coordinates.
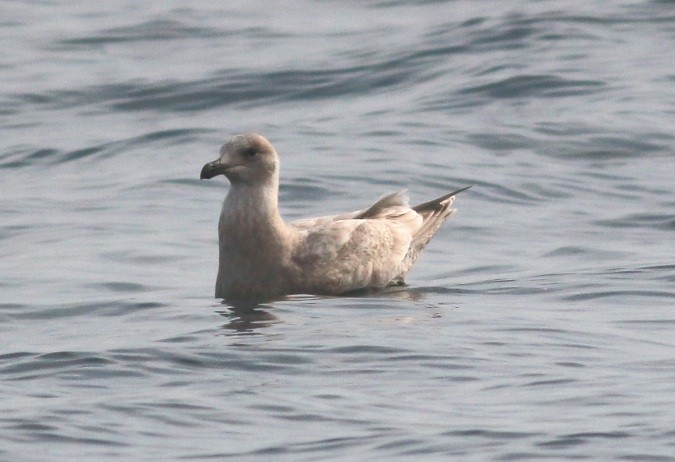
[243,147,257,158]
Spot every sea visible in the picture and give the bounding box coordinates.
[1,1,674,460]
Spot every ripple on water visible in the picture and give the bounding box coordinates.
[0,128,210,169]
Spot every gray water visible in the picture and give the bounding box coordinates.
[1,1,674,460]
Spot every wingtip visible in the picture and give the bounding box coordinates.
[449,185,472,196]
[412,185,472,212]
[440,185,473,203]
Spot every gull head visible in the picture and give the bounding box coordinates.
[200,133,279,185]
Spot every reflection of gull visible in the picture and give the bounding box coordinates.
[218,306,281,332]
[201,133,469,303]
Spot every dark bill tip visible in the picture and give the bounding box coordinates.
[200,160,227,180]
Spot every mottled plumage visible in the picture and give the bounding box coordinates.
[200,133,468,303]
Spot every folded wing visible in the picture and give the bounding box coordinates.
[289,191,415,293]
[288,188,466,295]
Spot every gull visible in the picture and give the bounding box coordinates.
[200,133,469,303]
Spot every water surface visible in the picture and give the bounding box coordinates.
[1,1,674,460]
